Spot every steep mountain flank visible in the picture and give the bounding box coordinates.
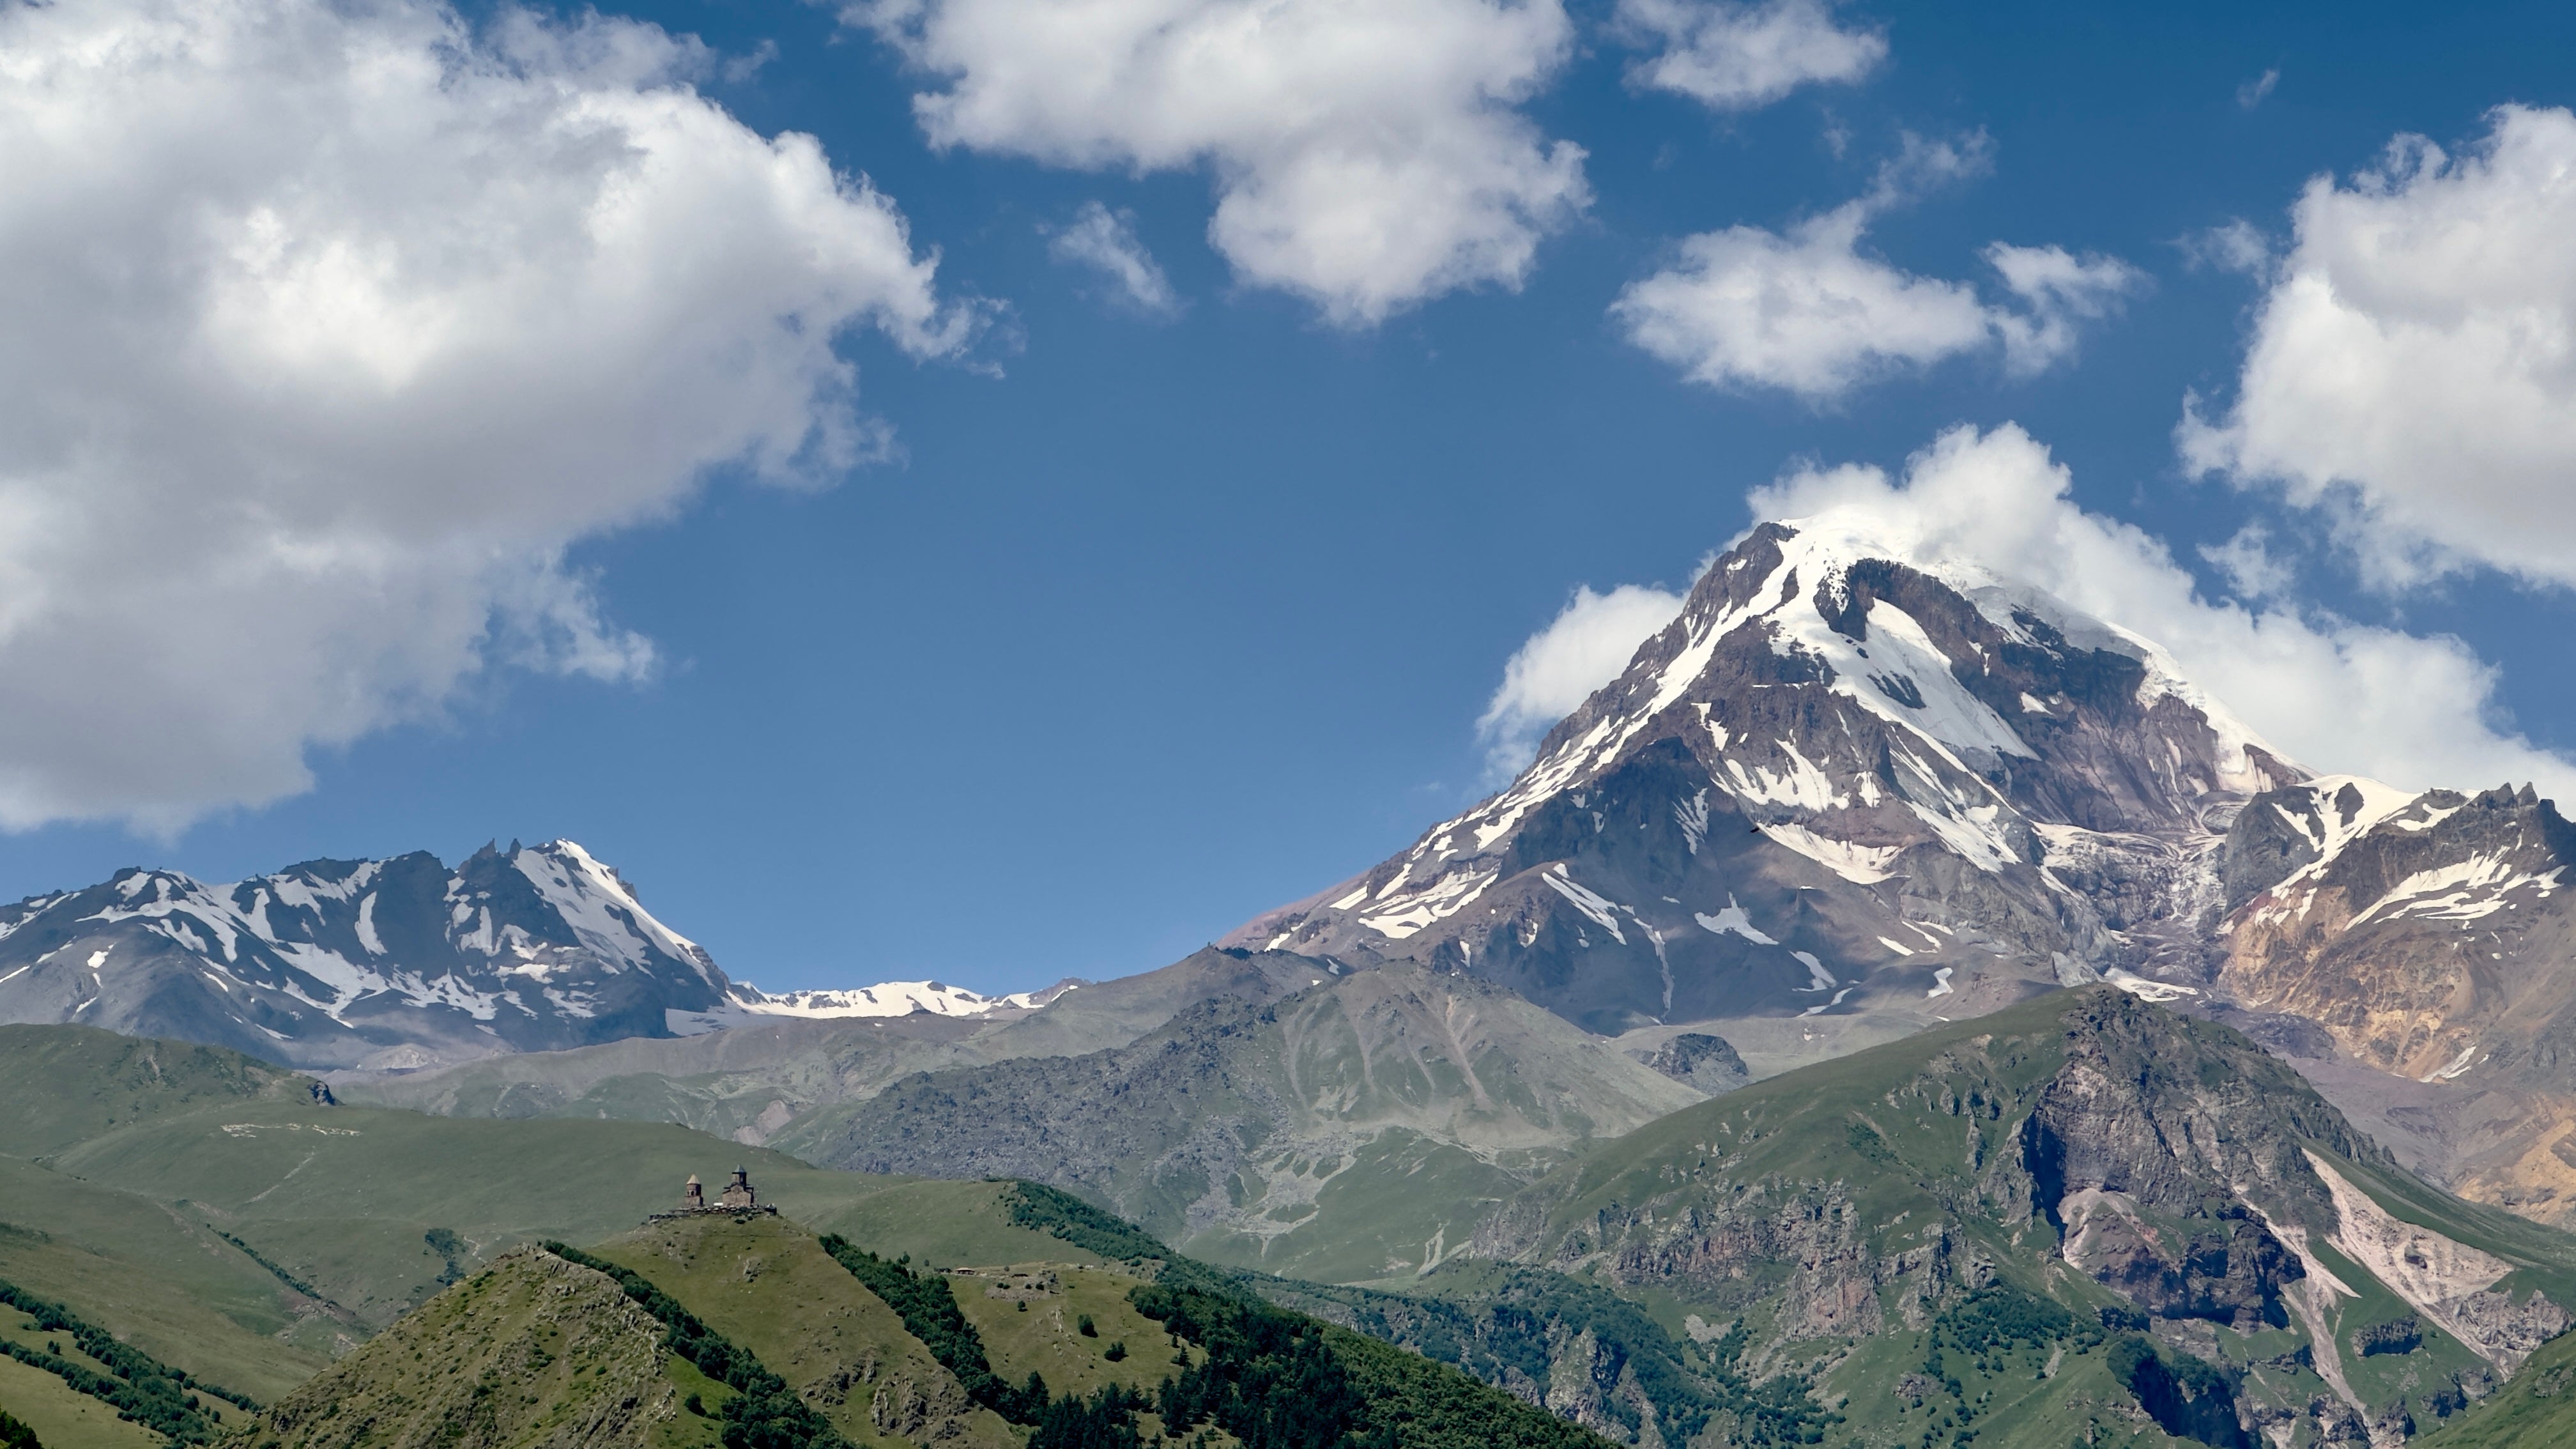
[1227,520,2298,1042]
[799,963,1703,1282]
[2217,779,2576,1082]
[2197,776,2576,1227]
[1471,988,2576,1446]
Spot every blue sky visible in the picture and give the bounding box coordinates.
[3,0,2574,993]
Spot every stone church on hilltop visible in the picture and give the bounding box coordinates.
[654,1166,776,1220]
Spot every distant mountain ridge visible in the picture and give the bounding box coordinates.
[0,839,1066,1071]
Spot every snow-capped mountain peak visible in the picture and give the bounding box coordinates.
[666,975,1087,1036]
[1229,519,2308,1032]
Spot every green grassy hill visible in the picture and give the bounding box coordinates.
[224,1211,1614,1449]
[593,1215,1017,1449]
[230,1245,721,1449]
[0,1026,314,1158]
[0,1019,1128,1449]
[0,1353,169,1449]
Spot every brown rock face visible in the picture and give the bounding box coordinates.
[2217,784,2576,1078]
[2213,780,2576,1225]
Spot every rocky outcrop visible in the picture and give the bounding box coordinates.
[1628,1033,1747,1094]
[2022,991,2392,1234]
[2064,1199,2303,1330]
[867,1370,979,1441]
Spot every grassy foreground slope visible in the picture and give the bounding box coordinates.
[227,1210,1615,1449]
[0,1161,332,1397]
[615,1211,1611,1449]
[233,1246,725,1449]
[594,1215,1016,1449]
[0,1353,166,1449]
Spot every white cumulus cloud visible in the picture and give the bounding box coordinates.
[854,0,1588,326]
[2183,105,2576,592]
[1478,583,1687,775]
[1754,425,2576,799]
[0,0,978,834]
[1611,143,2142,400]
[1616,0,1885,110]
[1047,202,1183,316]
[1478,425,2576,801]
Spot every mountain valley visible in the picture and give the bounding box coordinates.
[15,991,2576,1449]
[13,516,2576,1448]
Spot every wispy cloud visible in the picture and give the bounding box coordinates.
[1045,203,1183,318]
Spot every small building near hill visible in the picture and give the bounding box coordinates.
[651,1167,778,1222]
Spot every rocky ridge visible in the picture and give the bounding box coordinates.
[342,946,1333,1143]
[1464,987,2576,1447]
